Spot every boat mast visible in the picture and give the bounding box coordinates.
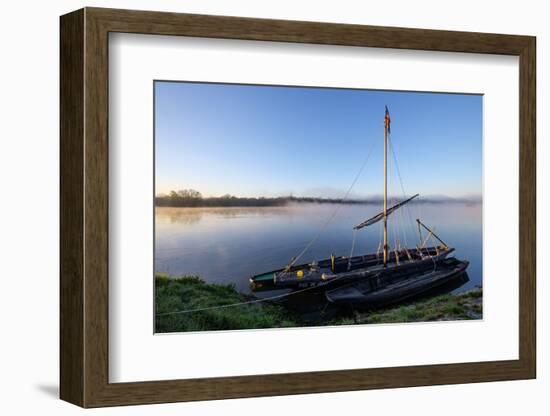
[383,106,390,267]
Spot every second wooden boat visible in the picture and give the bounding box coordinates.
[325,257,469,307]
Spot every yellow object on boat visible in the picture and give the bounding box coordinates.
[297,270,304,279]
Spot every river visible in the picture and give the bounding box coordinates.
[155,202,482,294]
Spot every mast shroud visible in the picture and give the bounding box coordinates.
[383,107,389,266]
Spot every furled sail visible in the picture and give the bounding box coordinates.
[353,194,419,230]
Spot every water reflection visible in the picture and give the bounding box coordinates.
[155,202,482,294]
[158,206,296,225]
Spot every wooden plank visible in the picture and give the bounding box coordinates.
[83,8,110,407]
[59,8,85,407]
[518,37,537,376]
[88,7,531,55]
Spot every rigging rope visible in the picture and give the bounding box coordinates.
[388,147,398,255]
[278,139,376,274]
[388,136,419,245]
[348,229,358,270]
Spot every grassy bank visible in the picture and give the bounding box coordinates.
[329,289,482,326]
[155,274,482,333]
[155,275,300,332]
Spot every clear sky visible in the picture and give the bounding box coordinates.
[155,81,482,199]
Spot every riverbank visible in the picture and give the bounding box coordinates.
[329,288,482,325]
[155,275,301,332]
[155,191,482,208]
[155,274,482,333]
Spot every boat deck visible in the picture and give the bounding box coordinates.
[250,246,453,291]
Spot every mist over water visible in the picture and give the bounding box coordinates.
[155,202,482,294]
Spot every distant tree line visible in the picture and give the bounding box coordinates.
[155,189,478,208]
[154,189,371,207]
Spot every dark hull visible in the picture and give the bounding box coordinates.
[250,246,454,292]
[325,257,469,308]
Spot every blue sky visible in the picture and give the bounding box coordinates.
[155,81,482,199]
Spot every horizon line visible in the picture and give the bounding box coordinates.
[154,191,482,202]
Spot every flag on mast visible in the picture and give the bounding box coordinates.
[385,105,391,134]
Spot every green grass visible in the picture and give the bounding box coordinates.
[331,288,483,325]
[155,274,483,332]
[155,274,300,332]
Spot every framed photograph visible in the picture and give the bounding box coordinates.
[60,7,536,407]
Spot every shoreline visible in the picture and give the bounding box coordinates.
[154,198,482,209]
[155,274,482,333]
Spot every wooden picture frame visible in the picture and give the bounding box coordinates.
[60,7,536,408]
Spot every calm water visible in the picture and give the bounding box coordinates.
[155,202,482,294]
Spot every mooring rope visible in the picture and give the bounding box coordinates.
[156,271,365,317]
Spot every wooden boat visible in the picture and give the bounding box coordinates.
[325,257,469,307]
[249,106,469,303]
[250,245,452,292]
